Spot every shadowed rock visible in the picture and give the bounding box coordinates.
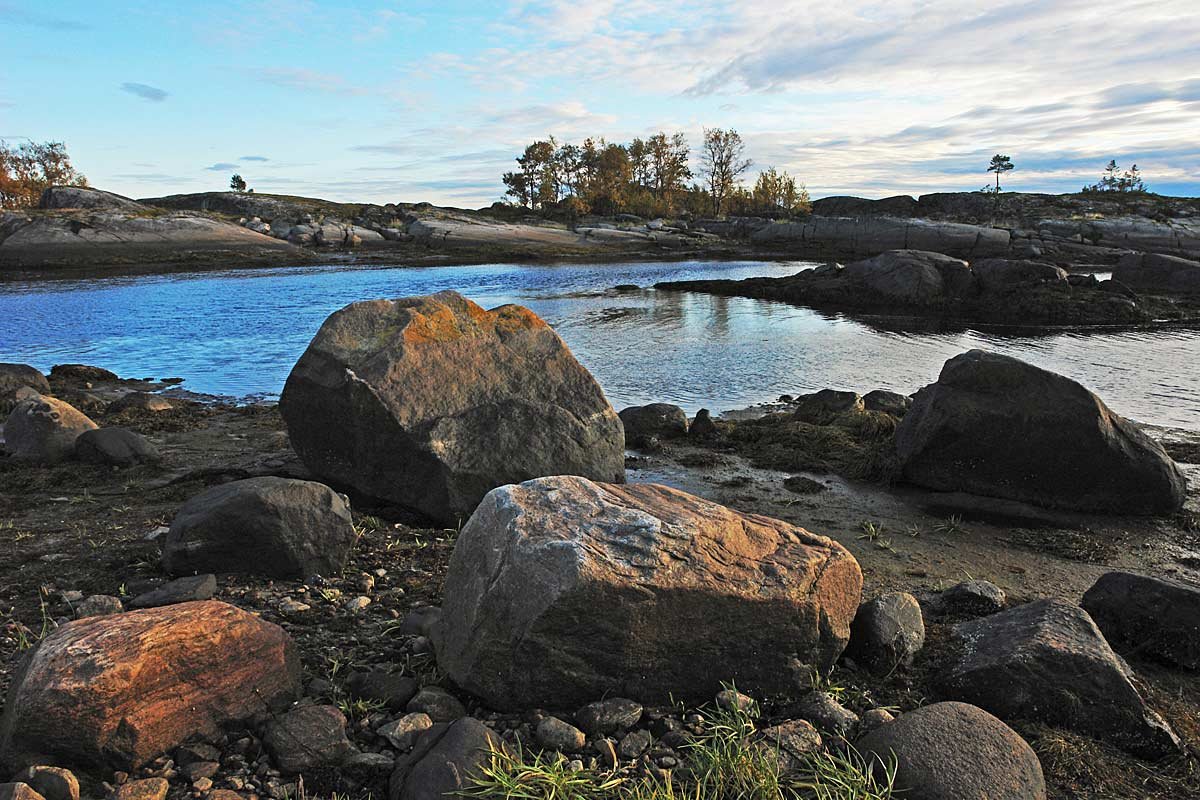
[162,477,357,579]
[895,350,1186,514]
[619,403,688,446]
[939,599,1180,758]
[74,427,161,467]
[435,475,862,709]
[388,718,502,800]
[1082,571,1200,670]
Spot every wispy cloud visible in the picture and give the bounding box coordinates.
[0,2,90,30]
[203,162,240,172]
[120,82,169,102]
[252,67,371,96]
[240,155,270,162]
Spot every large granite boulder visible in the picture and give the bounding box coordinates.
[280,291,625,525]
[841,250,976,305]
[1113,252,1200,294]
[1082,571,1200,669]
[434,476,862,709]
[939,599,1180,758]
[858,702,1045,800]
[2,395,97,463]
[161,477,357,579]
[895,350,1185,514]
[0,601,300,770]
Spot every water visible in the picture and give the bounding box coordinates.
[2,260,1198,429]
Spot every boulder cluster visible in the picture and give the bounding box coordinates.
[1,292,1195,800]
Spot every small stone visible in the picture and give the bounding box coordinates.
[858,707,895,734]
[377,712,433,750]
[535,717,586,752]
[594,738,618,768]
[14,767,79,800]
[715,689,756,714]
[346,670,418,711]
[112,778,169,800]
[575,698,643,736]
[756,720,822,773]
[262,705,355,774]
[617,729,651,760]
[75,594,124,618]
[191,779,213,793]
[789,692,859,737]
[182,762,219,782]
[129,575,217,609]
[844,592,925,675]
[406,686,466,722]
[277,598,310,614]
[344,596,371,612]
[940,580,1006,615]
[176,743,222,766]
[341,751,395,777]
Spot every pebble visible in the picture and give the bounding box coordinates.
[618,729,651,760]
[406,687,466,722]
[344,596,371,612]
[112,778,169,800]
[535,717,586,752]
[377,712,433,750]
[576,698,643,736]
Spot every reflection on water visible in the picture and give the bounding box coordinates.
[1,260,1198,428]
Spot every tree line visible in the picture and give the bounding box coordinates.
[501,128,811,219]
[0,140,88,209]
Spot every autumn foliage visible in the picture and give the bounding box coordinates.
[0,140,88,209]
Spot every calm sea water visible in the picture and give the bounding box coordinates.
[1,260,1198,428]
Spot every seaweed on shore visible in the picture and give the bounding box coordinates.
[719,410,902,483]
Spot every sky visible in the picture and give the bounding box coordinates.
[2,0,1199,206]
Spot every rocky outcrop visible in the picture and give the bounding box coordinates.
[894,350,1186,514]
[1034,217,1200,260]
[618,403,688,446]
[842,250,976,305]
[0,601,300,770]
[2,394,97,463]
[1113,252,1200,294]
[939,599,1180,758]
[1081,572,1200,669]
[747,217,1010,259]
[0,205,302,270]
[161,477,357,579]
[858,702,1046,800]
[656,250,1175,326]
[280,291,625,526]
[434,476,862,709]
[971,258,1068,291]
[38,187,147,213]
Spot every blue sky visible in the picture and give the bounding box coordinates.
[2,0,1198,206]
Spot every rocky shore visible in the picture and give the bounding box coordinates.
[6,187,1200,305]
[656,249,1200,326]
[1,294,1198,800]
